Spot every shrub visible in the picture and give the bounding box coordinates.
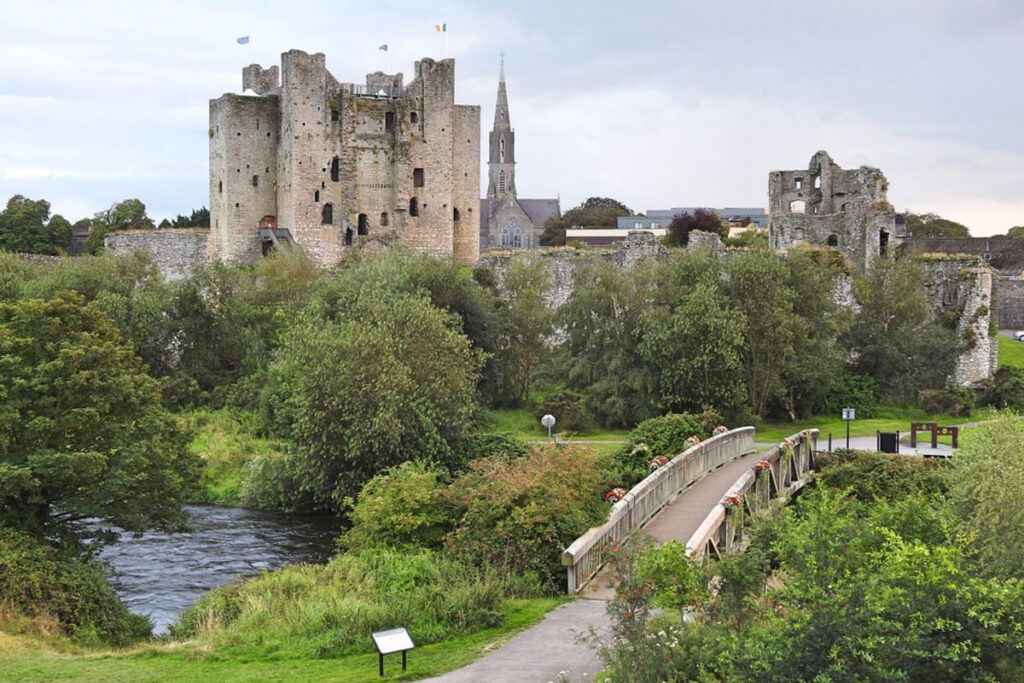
[454,432,529,469]
[0,527,150,645]
[613,413,709,485]
[919,385,975,417]
[535,388,591,432]
[983,366,1024,410]
[339,461,456,551]
[819,368,879,418]
[816,449,948,501]
[445,445,609,592]
[173,548,511,656]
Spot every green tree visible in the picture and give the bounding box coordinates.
[0,293,199,543]
[539,196,631,246]
[847,256,959,400]
[557,258,658,427]
[905,211,972,237]
[640,252,746,415]
[0,195,73,255]
[85,198,155,254]
[1007,225,1024,237]
[263,288,484,512]
[171,207,210,228]
[493,253,554,406]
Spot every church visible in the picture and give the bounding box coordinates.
[480,61,561,250]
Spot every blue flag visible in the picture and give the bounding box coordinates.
[237,36,250,45]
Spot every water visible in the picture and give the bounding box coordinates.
[98,505,339,634]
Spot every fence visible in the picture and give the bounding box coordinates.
[685,428,818,559]
[561,427,755,593]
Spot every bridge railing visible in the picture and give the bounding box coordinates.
[561,427,755,593]
[686,428,818,559]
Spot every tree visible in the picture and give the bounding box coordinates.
[0,195,73,255]
[905,212,971,238]
[640,253,746,415]
[539,196,632,246]
[492,253,554,406]
[171,207,210,228]
[0,293,199,544]
[263,287,484,512]
[557,258,658,427]
[666,209,727,246]
[847,256,959,400]
[1007,225,1024,237]
[85,198,155,254]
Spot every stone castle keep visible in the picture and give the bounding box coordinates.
[208,49,480,266]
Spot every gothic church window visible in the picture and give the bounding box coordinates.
[499,170,506,194]
[500,217,523,248]
[499,137,505,162]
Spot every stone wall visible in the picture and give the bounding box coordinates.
[996,278,1024,329]
[105,229,209,282]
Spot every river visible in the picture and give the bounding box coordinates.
[98,504,339,634]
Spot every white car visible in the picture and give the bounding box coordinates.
[1016,331,1024,342]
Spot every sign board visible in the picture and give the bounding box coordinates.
[541,414,556,429]
[372,628,415,655]
[842,408,856,421]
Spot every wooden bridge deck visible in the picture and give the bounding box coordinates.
[581,450,761,600]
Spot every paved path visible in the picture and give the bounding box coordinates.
[423,600,609,683]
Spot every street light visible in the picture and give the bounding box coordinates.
[541,414,556,443]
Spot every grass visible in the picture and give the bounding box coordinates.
[998,334,1024,369]
[0,597,564,682]
[484,408,629,443]
[179,409,286,505]
[755,405,1000,444]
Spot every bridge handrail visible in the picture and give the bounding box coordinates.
[685,428,818,558]
[561,426,755,593]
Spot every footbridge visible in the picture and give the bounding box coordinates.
[562,427,819,597]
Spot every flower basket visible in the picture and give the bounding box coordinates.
[648,455,670,472]
[754,460,772,476]
[712,425,729,435]
[723,494,742,511]
[684,435,702,448]
[604,487,629,504]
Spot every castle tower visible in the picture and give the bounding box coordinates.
[486,56,516,200]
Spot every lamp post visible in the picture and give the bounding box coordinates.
[541,414,556,443]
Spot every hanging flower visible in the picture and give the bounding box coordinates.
[754,460,772,475]
[713,425,729,435]
[604,487,629,504]
[684,435,702,448]
[723,494,742,510]
[648,455,670,472]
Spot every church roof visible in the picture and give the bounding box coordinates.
[479,197,561,230]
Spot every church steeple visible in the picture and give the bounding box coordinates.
[487,54,516,199]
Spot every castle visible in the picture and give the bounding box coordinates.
[769,150,905,271]
[208,50,480,266]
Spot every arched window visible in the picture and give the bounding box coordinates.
[499,170,506,194]
[358,213,369,235]
[344,228,353,246]
[409,197,419,217]
[500,217,523,248]
[322,203,333,225]
[827,234,839,247]
[380,211,389,227]
[499,136,505,162]
[330,157,340,182]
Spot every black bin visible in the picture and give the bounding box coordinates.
[878,432,899,454]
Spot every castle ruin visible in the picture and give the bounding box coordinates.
[769,150,905,271]
[208,50,480,267]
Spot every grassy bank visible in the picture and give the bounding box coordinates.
[0,597,562,682]
[999,334,1024,368]
[180,409,285,506]
[756,405,998,443]
[484,408,629,443]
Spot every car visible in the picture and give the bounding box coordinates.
[1016,331,1024,342]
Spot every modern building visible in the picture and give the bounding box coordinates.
[616,207,768,231]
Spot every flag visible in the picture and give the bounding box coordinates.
[237,36,250,45]
[379,44,388,51]
[434,23,446,32]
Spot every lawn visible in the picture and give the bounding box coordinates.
[755,405,998,444]
[0,598,564,682]
[484,408,629,443]
[999,334,1024,369]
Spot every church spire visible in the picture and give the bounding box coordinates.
[487,53,516,199]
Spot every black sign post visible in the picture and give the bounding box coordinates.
[842,408,856,450]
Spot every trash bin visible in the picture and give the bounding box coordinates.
[878,432,899,454]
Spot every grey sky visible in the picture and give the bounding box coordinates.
[1,0,1021,234]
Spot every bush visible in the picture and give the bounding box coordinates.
[816,449,948,502]
[454,432,529,469]
[445,445,609,592]
[173,548,512,656]
[0,527,151,645]
[919,385,975,417]
[819,368,879,418]
[535,388,591,432]
[339,461,456,552]
[983,366,1024,410]
[613,413,709,485]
